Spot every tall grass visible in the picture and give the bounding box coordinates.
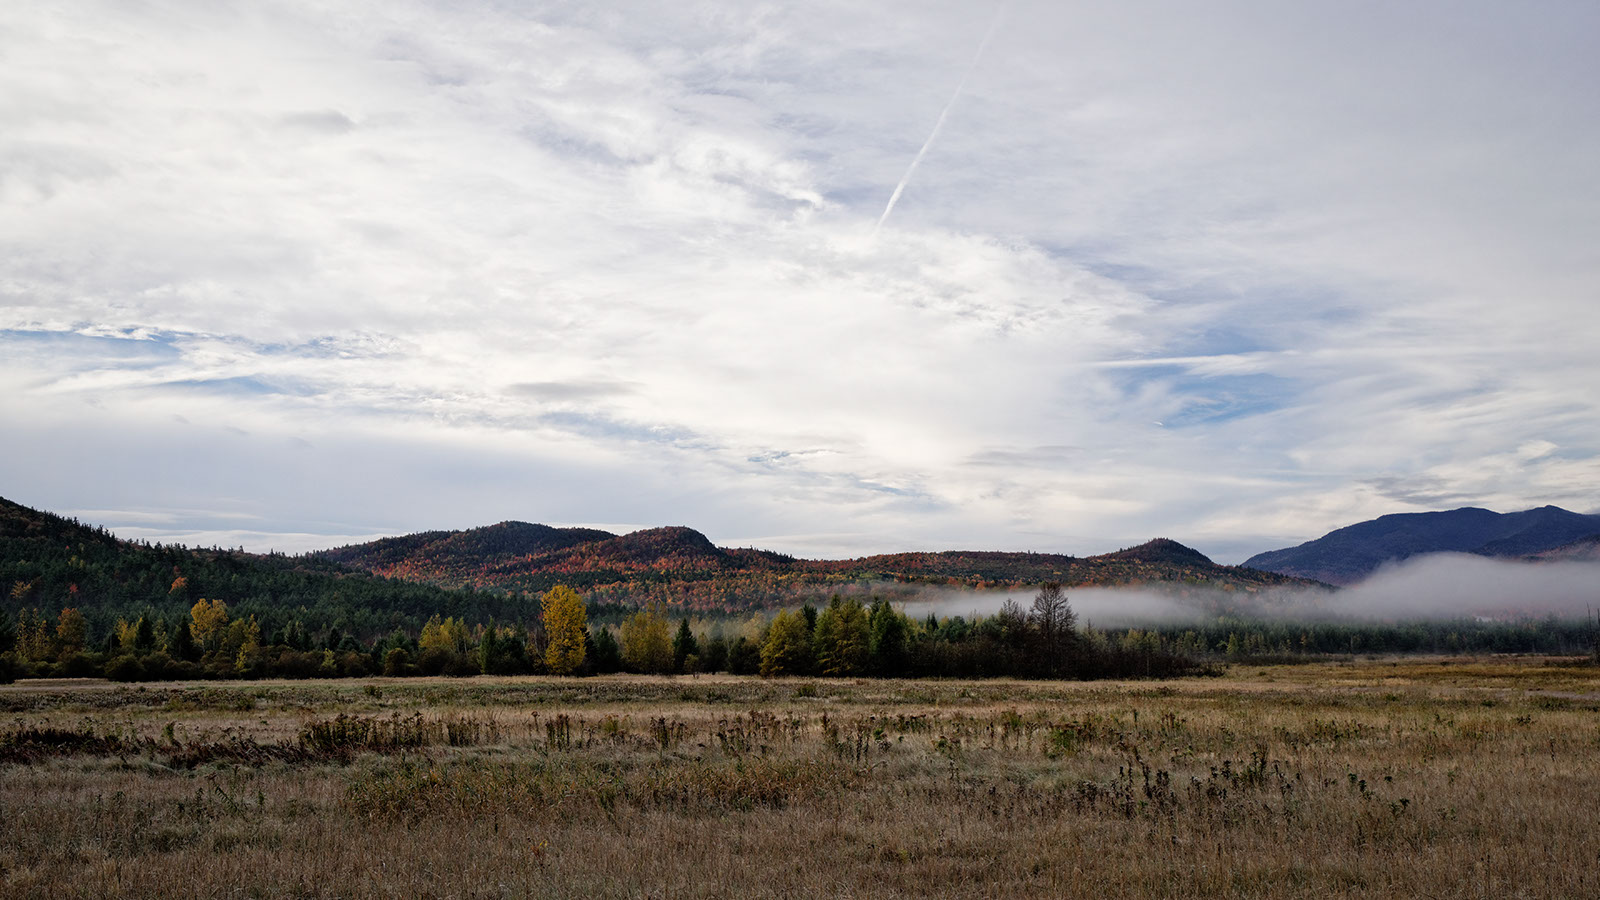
[2,660,1599,898]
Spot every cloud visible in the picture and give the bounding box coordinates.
[507,380,637,402]
[897,554,1600,627]
[1,1,1597,562]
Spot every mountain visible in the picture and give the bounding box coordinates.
[316,523,1312,609]
[1093,538,1217,567]
[2,493,1316,626]
[1524,534,1600,563]
[321,521,616,580]
[0,496,491,638]
[1243,505,1600,585]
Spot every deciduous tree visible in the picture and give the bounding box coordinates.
[190,598,229,653]
[541,585,588,675]
[760,609,813,677]
[620,603,673,674]
[54,607,87,655]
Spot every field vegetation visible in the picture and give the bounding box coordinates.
[3,658,1599,898]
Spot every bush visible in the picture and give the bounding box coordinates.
[383,648,415,677]
[416,647,453,677]
[105,655,145,683]
[442,653,481,678]
[53,652,101,678]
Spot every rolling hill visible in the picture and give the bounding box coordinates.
[316,523,1314,609]
[1243,505,1600,585]
[3,494,1316,628]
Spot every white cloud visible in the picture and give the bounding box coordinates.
[2,0,1598,563]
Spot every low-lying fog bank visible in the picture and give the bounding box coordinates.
[899,554,1600,627]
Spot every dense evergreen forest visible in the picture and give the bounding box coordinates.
[0,497,537,638]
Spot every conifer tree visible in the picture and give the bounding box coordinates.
[170,620,198,661]
[814,597,869,676]
[672,618,698,674]
[590,626,623,674]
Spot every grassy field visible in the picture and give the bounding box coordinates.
[3,658,1599,898]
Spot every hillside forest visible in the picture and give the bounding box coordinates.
[4,496,1597,684]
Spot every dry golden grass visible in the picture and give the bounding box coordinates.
[3,658,1600,898]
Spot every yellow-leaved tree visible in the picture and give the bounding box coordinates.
[190,598,229,654]
[419,615,471,654]
[620,602,673,674]
[540,585,587,675]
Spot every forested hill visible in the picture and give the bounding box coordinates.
[316,523,1314,609]
[0,497,517,639]
[1244,505,1600,585]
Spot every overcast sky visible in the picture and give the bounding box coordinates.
[3,0,1597,563]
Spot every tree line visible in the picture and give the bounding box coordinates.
[0,583,1209,682]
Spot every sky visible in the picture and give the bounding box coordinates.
[2,0,1598,564]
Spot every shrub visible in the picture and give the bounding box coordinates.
[105,654,145,683]
[383,647,415,677]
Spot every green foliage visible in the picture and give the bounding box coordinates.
[382,647,414,676]
[760,610,813,677]
[672,618,698,674]
[813,596,869,676]
[867,599,909,675]
[590,626,623,674]
[0,496,491,646]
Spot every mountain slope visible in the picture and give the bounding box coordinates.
[0,496,493,637]
[320,521,615,581]
[1243,505,1600,584]
[318,523,1313,608]
[1524,534,1600,563]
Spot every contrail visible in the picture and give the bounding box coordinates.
[874,4,1008,236]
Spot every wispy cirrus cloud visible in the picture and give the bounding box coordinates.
[2,1,1597,562]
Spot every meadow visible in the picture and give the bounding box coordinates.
[3,658,1599,898]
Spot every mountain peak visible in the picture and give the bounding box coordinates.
[1244,505,1600,584]
[1093,538,1214,566]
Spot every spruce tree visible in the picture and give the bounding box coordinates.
[672,619,698,674]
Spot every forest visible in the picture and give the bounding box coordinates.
[1,583,1210,683]
[6,495,1599,684]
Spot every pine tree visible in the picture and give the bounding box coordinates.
[134,615,156,653]
[591,626,623,673]
[171,620,198,661]
[867,599,908,676]
[814,597,869,676]
[672,618,698,674]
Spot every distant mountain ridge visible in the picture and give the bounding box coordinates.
[316,525,1312,609]
[0,493,1317,620]
[1243,505,1600,585]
